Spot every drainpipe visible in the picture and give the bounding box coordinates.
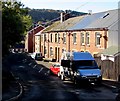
[33,30,34,53]
[40,35,41,52]
[103,30,108,49]
[48,33,49,58]
[68,32,71,52]
[43,33,45,57]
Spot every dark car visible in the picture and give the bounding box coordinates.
[31,52,44,61]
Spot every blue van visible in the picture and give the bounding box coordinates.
[61,52,102,84]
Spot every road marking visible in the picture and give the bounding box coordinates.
[28,63,32,66]
[33,65,37,68]
[39,68,43,73]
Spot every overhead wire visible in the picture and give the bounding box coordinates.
[42,2,89,26]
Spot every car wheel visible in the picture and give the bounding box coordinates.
[96,79,102,86]
[49,70,53,75]
[73,77,79,86]
[74,78,77,85]
[57,72,60,77]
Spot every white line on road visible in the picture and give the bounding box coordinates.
[33,65,37,68]
[39,68,43,73]
[29,63,32,66]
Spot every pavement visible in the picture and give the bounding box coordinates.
[102,79,120,101]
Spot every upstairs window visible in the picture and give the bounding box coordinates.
[44,34,46,41]
[50,34,53,42]
[55,33,57,43]
[73,33,77,44]
[41,34,43,42]
[95,32,101,46]
[81,33,85,45]
[86,32,90,45]
[58,33,60,43]
[63,33,66,44]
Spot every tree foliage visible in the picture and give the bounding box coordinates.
[2,1,32,56]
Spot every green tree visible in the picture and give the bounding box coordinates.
[2,1,32,56]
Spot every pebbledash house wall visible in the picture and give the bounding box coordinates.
[40,29,108,62]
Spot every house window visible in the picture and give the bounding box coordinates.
[41,34,43,42]
[81,33,85,45]
[63,33,66,44]
[55,33,57,43]
[44,34,46,41]
[50,47,53,56]
[73,33,77,44]
[38,37,39,40]
[86,32,90,45]
[62,49,66,53]
[58,33,60,43]
[95,32,101,46]
[50,34,53,42]
[44,46,47,54]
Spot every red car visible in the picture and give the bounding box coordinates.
[50,63,61,76]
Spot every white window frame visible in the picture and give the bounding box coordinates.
[86,32,90,46]
[63,33,66,44]
[50,47,53,56]
[62,48,66,53]
[73,33,77,44]
[81,33,85,45]
[44,34,47,41]
[41,34,43,42]
[44,46,47,54]
[50,34,53,43]
[55,33,57,43]
[58,33,60,43]
[95,32,101,47]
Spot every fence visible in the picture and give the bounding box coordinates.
[95,54,120,81]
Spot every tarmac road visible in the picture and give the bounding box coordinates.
[10,53,118,101]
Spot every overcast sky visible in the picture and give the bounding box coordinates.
[20,0,120,13]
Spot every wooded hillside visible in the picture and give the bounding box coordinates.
[28,9,87,24]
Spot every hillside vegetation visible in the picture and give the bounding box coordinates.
[28,9,87,24]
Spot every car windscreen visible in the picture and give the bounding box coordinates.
[54,64,60,67]
[72,60,98,69]
[36,53,42,57]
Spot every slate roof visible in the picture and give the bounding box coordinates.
[43,21,60,32]
[42,9,119,32]
[69,9,119,30]
[42,16,85,33]
[52,16,84,31]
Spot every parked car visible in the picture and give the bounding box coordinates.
[50,63,63,76]
[31,52,44,61]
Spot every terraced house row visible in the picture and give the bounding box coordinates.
[26,9,119,62]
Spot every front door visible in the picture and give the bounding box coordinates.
[55,47,57,61]
[58,47,60,62]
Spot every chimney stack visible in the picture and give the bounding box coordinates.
[60,12,64,23]
[60,12,70,23]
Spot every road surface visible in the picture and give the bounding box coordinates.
[10,53,118,101]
